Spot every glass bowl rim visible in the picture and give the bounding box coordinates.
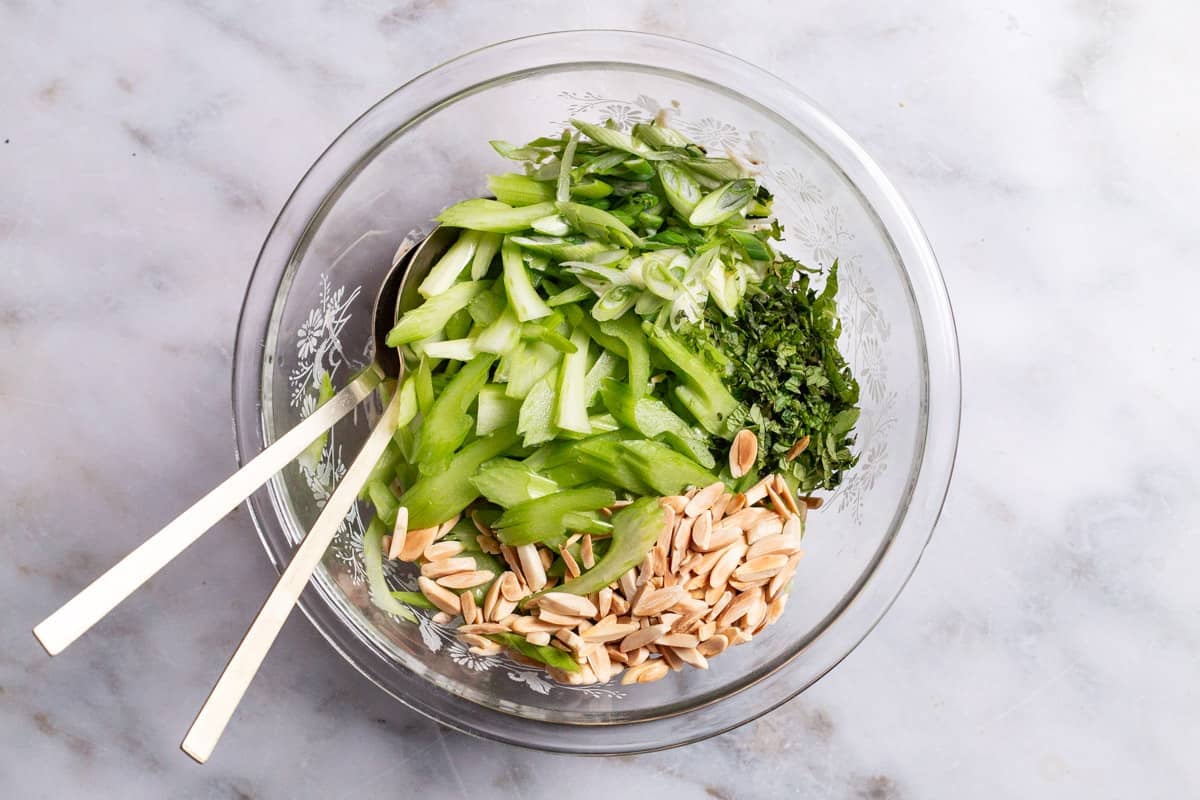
[231,29,961,754]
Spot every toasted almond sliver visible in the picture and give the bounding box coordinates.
[470,509,492,536]
[459,590,479,625]
[786,435,811,461]
[539,592,599,618]
[632,585,685,617]
[803,495,824,510]
[436,570,494,590]
[729,429,758,479]
[690,510,713,550]
[720,507,773,530]
[511,615,561,634]
[670,646,709,670]
[607,646,630,665]
[707,590,734,622]
[710,492,733,523]
[587,644,612,684]
[659,645,684,671]
[539,547,554,570]
[670,515,695,573]
[475,533,501,554]
[768,552,803,600]
[399,525,439,561]
[436,513,462,538]
[698,620,717,642]
[685,482,725,517]
[661,495,688,514]
[746,532,803,560]
[718,588,763,628]
[619,623,671,652]
[773,474,802,516]
[693,524,742,553]
[597,587,613,618]
[581,534,595,569]
[709,542,748,590]
[421,557,477,579]
[743,594,768,629]
[746,516,785,543]
[621,659,669,685]
[610,592,630,616]
[418,577,461,616]
[499,571,525,602]
[526,631,551,646]
[729,577,769,592]
[560,545,581,579]
[424,540,464,561]
[388,507,409,560]
[483,576,503,622]
[459,632,497,651]
[734,554,790,583]
[619,568,638,600]
[537,609,589,628]
[742,476,774,507]
[764,482,789,517]
[783,513,803,539]
[581,622,640,643]
[457,622,508,635]
[704,584,725,606]
[726,493,747,517]
[697,634,729,657]
[764,593,788,628]
[517,544,547,591]
[658,632,699,649]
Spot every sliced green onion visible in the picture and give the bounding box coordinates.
[420,338,477,361]
[556,201,642,248]
[531,214,571,236]
[501,237,552,321]
[592,284,638,321]
[486,173,556,206]
[689,180,756,227]
[471,232,502,279]
[556,133,578,203]
[437,198,557,233]
[657,163,703,219]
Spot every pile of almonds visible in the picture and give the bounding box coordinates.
[389,429,818,686]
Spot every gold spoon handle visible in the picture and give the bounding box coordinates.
[32,368,382,657]
[181,385,403,764]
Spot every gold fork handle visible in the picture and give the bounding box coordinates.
[32,368,382,657]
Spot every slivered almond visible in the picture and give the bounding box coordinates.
[729,578,769,592]
[424,540,464,561]
[670,515,694,573]
[555,629,586,654]
[517,544,547,591]
[459,590,478,625]
[684,574,707,592]
[625,646,649,666]
[773,474,801,516]
[457,622,508,635]
[597,587,613,618]
[499,571,524,602]
[658,632,699,649]
[499,546,524,581]
[783,513,803,539]
[742,594,768,629]
[436,513,462,538]
[659,645,684,671]
[711,492,733,523]
[475,533,501,554]
[768,552,803,600]
[381,535,392,558]
[685,482,725,517]
[619,623,671,652]
[526,631,551,646]
[619,569,638,599]
[669,646,708,670]
[492,596,518,621]
[610,592,630,616]
[692,524,742,553]
[418,577,461,615]
[560,545,581,579]
[436,570,493,590]
[581,622,640,643]
[537,609,589,628]
[686,547,726,576]
[709,543,748,590]
[538,592,598,618]
[764,482,788,517]
[636,551,654,586]
[707,590,733,621]
[388,507,409,560]
[720,507,774,530]
[660,496,687,515]
[718,588,763,628]
[734,554,789,583]
[726,492,747,516]
[764,593,788,628]
[633,585,684,616]
[606,646,629,665]
[539,547,554,570]
[621,659,669,685]
[746,532,803,560]
[483,577,503,622]
[802,495,824,510]
[586,645,612,684]
[690,510,712,550]
[460,633,501,656]
[697,634,728,657]
[657,508,675,552]
[698,620,717,642]
[421,557,477,578]
[746,516,784,543]
[742,476,774,506]
[511,615,561,634]
[729,429,758,478]
[786,435,811,461]
[400,526,438,561]
[704,584,725,605]
[581,534,595,569]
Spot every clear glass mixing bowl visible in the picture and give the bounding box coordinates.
[231,30,960,753]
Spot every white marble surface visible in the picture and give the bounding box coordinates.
[3,1,1198,797]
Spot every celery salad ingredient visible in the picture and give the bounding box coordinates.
[360,119,859,685]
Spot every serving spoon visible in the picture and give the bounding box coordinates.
[33,226,456,661]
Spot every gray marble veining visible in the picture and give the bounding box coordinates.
[3,1,1198,797]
